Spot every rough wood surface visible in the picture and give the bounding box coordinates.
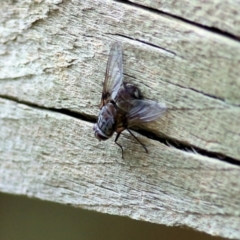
[0,0,240,239]
[129,0,240,38]
[1,98,240,239]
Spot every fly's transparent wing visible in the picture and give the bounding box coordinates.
[118,99,166,126]
[102,41,123,105]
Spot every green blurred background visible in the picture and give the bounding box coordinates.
[0,192,224,240]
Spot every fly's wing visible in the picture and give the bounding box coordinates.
[118,99,166,127]
[101,41,123,107]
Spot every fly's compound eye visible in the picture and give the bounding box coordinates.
[95,132,109,141]
[93,124,109,141]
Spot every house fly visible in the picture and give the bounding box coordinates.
[93,42,166,158]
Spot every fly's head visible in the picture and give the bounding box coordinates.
[93,123,109,141]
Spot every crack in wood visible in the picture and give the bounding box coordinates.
[163,80,239,107]
[111,35,239,108]
[135,128,240,166]
[115,0,240,42]
[1,95,239,167]
[110,33,177,56]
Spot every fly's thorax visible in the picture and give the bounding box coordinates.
[116,83,142,103]
[95,102,117,140]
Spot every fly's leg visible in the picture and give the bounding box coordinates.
[115,129,148,159]
[114,132,124,159]
[127,129,148,154]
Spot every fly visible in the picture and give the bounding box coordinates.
[93,41,166,158]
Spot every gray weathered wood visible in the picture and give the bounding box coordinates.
[129,0,240,37]
[1,98,240,239]
[0,0,240,239]
[0,0,240,160]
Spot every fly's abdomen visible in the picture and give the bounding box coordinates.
[97,104,117,137]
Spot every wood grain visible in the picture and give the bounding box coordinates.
[129,0,240,38]
[0,0,239,160]
[0,0,240,238]
[0,98,240,239]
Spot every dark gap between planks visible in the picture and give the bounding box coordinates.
[1,95,239,167]
[115,0,240,41]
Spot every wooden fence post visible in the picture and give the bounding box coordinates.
[0,1,240,239]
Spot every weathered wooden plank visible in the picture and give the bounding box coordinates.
[129,0,240,38]
[0,0,240,239]
[0,0,239,161]
[0,98,240,239]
